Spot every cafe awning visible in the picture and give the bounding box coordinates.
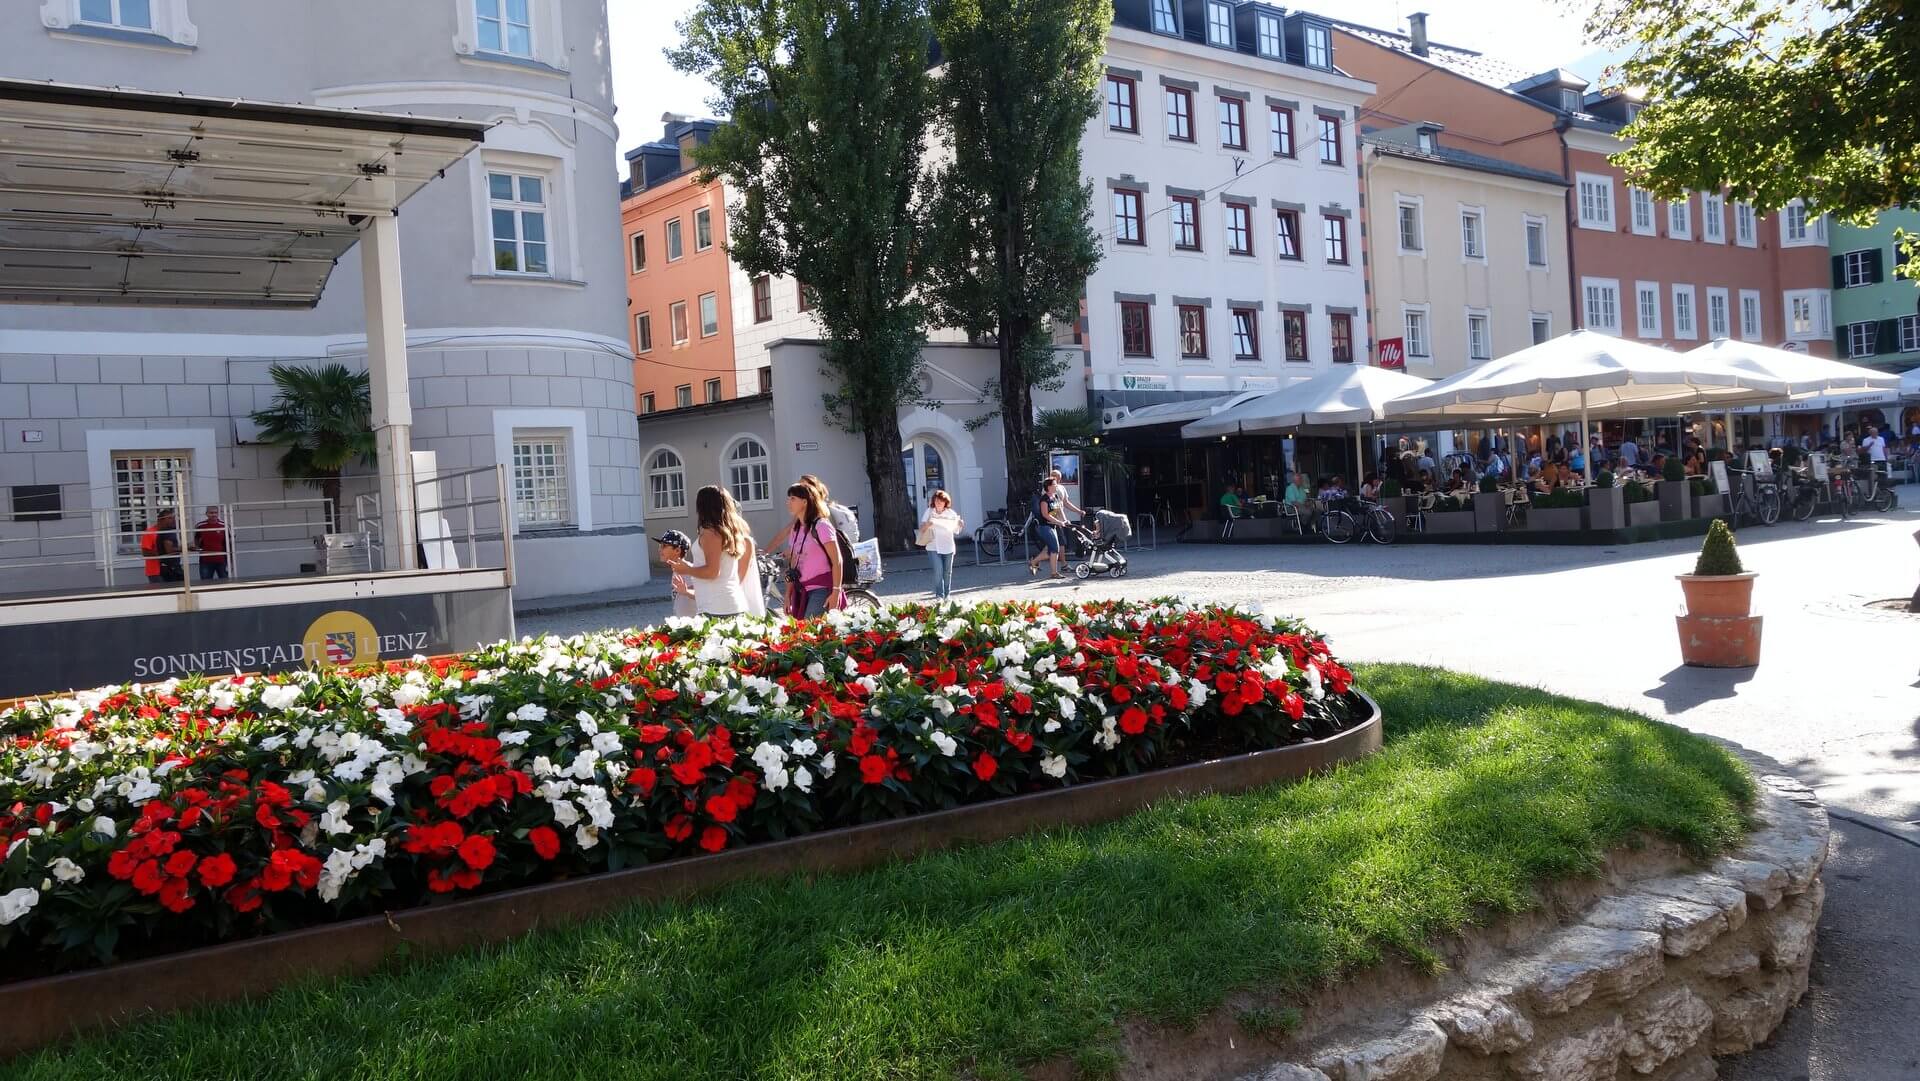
[0,78,486,309]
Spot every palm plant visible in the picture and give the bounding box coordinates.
[250,363,375,531]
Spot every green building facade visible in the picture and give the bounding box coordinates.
[1829,208,1920,372]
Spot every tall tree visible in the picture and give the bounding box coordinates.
[672,0,932,548]
[924,0,1110,518]
[250,363,374,532]
[1588,0,1920,273]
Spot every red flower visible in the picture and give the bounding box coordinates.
[1168,685,1190,710]
[972,752,998,782]
[1005,730,1034,753]
[456,833,496,870]
[157,876,194,914]
[669,760,707,787]
[163,849,197,877]
[528,825,561,861]
[107,848,138,881]
[705,794,739,823]
[1282,692,1306,721]
[638,723,669,744]
[254,804,281,830]
[1111,684,1133,704]
[627,766,658,795]
[725,776,757,808]
[698,826,729,853]
[663,814,694,842]
[858,754,889,785]
[848,725,876,756]
[402,820,464,857]
[197,853,237,888]
[429,775,456,798]
[225,878,264,913]
[1119,706,1148,735]
[131,859,164,895]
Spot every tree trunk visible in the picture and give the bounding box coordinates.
[859,404,913,553]
[999,320,1035,519]
[321,473,343,534]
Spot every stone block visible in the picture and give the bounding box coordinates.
[54,355,99,383]
[95,355,142,384]
[565,350,596,378]
[423,380,468,408]
[1583,892,1728,957]
[1520,926,1664,1014]
[1309,1018,1445,1081]
[122,384,168,418]
[1760,879,1821,971]
[547,376,584,407]
[1710,858,1789,911]
[0,384,29,418]
[166,384,212,418]
[486,349,530,375]
[1635,875,1748,932]
[1711,969,1799,1055]
[1694,946,1760,981]
[7,355,57,383]
[529,350,568,376]
[141,356,185,384]
[1509,1018,1626,1081]
[183,357,227,384]
[1622,986,1714,1073]
[509,376,551,406]
[1245,1066,1331,1081]
[443,351,488,376]
[1421,990,1532,1055]
[27,384,77,419]
[467,378,513,406]
[443,407,494,437]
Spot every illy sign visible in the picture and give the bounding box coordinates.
[1376,337,1406,369]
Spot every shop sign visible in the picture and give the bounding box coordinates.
[1376,338,1405,369]
[1121,374,1170,391]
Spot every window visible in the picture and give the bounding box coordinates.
[1846,321,1877,359]
[1120,301,1152,357]
[1667,196,1691,239]
[635,312,653,354]
[1403,309,1429,357]
[77,0,153,29]
[797,281,814,312]
[1735,202,1756,246]
[1900,315,1920,353]
[1206,1,1232,46]
[1785,289,1829,339]
[1274,209,1301,260]
[694,207,713,251]
[1322,215,1348,264]
[1672,284,1697,339]
[1269,105,1294,157]
[699,292,720,337]
[630,232,647,273]
[1629,187,1655,235]
[1707,288,1729,338]
[758,368,773,394]
[1559,88,1581,113]
[674,384,692,409]
[110,452,186,553]
[670,301,689,345]
[1635,282,1661,338]
[1303,24,1331,68]
[1112,189,1144,245]
[1225,201,1252,255]
[475,0,533,57]
[1257,14,1283,57]
[1702,195,1725,243]
[1171,195,1200,250]
[1166,87,1193,142]
[705,378,722,403]
[1231,308,1258,359]
[1317,115,1341,164]
[11,484,61,523]
[1466,311,1491,360]
[1417,130,1436,153]
[1150,0,1178,34]
[1841,249,1877,288]
[1781,200,1826,246]
[1105,75,1137,132]
[1582,278,1622,334]
[1284,310,1309,361]
[1397,200,1423,253]
[1218,97,1246,149]
[1330,312,1353,362]
[647,449,686,512]
[725,438,771,505]
[666,217,684,261]
[752,275,772,322]
[510,430,571,528]
[487,171,548,274]
[1739,290,1762,341]
[1577,173,1613,229]
[1460,209,1484,259]
[1178,305,1208,358]
[1525,215,1548,267]
[1897,239,1916,280]
[1530,314,1552,345]
[640,392,656,415]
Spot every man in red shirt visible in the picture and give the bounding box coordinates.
[194,507,229,580]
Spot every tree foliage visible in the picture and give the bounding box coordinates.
[1590,0,1920,273]
[923,0,1110,517]
[249,363,374,530]
[672,0,933,546]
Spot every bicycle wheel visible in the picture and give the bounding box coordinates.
[1789,488,1816,522]
[1758,490,1780,526]
[1322,511,1355,544]
[842,588,882,611]
[1367,510,1396,545]
[975,524,1007,563]
[1870,489,1893,513]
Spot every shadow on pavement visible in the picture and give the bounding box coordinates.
[1643,664,1758,714]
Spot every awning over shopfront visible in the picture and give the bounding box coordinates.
[0,78,485,308]
[1181,366,1432,439]
[1685,339,1901,397]
[1101,392,1261,432]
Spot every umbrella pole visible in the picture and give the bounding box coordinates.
[1354,424,1363,484]
[1581,390,1593,483]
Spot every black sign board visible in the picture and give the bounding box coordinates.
[0,588,512,699]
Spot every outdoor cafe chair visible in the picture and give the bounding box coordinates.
[1221,502,1245,539]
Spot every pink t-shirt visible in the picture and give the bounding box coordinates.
[786,519,837,587]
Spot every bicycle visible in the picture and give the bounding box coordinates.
[1726,469,1779,527]
[1318,499,1395,544]
[758,550,882,613]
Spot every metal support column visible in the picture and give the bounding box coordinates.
[361,212,417,569]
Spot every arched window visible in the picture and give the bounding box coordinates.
[724,437,771,506]
[646,448,685,513]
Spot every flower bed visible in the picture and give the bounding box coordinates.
[0,600,1366,978]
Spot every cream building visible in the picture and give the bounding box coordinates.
[1361,122,1570,378]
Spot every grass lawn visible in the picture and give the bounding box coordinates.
[2,665,1753,1081]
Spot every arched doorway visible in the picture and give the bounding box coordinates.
[901,435,949,510]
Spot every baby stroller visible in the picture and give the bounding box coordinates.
[1069,510,1132,579]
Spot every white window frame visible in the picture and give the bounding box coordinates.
[1841,249,1875,288]
[1783,288,1830,340]
[704,378,722,403]
[675,385,693,409]
[1396,196,1423,255]
[1706,287,1729,339]
[1559,88,1581,113]
[1780,199,1827,247]
[1459,205,1486,262]
[1738,289,1762,342]
[1898,314,1920,354]
[1255,13,1283,57]
[472,0,533,58]
[1529,312,1553,345]
[1635,281,1662,338]
[1702,194,1726,243]
[507,428,574,530]
[670,300,689,346]
[1582,276,1622,335]
[644,446,688,516]
[640,392,656,415]
[1402,305,1431,359]
[1734,202,1756,247]
[694,206,714,252]
[485,168,551,277]
[1667,195,1692,240]
[721,435,773,508]
[635,311,653,354]
[452,0,568,71]
[665,217,684,262]
[1671,283,1697,339]
[1576,173,1614,230]
[42,0,196,45]
[1317,114,1341,164]
[699,291,720,338]
[492,409,592,534]
[1465,308,1492,360]
[462,126,581,283]
[1523,213,1548,268]
[83,429,217,567]
[1205,0,1233,46]
[1628,187,1655,236]
[1844,321,1877,359]
[629,231,646,273]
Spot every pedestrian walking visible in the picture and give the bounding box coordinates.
[1027,476,1069,579]
[661,487,759,618]
[917,489,963,602]
[772,482,845,617]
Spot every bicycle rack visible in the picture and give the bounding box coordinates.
[1129,515,1158,551]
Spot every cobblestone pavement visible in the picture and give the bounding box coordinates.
[521,510,1920,1080]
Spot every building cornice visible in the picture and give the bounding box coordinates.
[312,81,618,142]
[1107,26,1375,104]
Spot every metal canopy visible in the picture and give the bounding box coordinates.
[0,79,486,309]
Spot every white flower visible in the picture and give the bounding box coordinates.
[510,702,549,724]
[817,751,837,778]
[574,824,601,850]
[1039,754,1068,779]
[792,765,814,793]
[929,731,958,757]
[90,815,116,839]
[49,857,85,884]
[318,800,353,836]
[0,887,38,927]
[789,738,817,758]
[591,730,623,757]
[763,765,790,792]
[575,712,599,737]
[258,684,302,711]
[389,681,427,708]
[806,662,827,683]
[549,799,581,828]
[377,708,412,738]
[751,741,789,774]
[75,798,94,814]
[497,730,531,746]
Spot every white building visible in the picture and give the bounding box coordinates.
[0,0,643,600]
[1085,1,1375,411]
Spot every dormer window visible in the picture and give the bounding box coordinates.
[1303,24,1331,68]
[1256,13,1283,58]
[1417,130,1436,153]
[1150,0,1178,35]
[1206,1,1232,47]
[1560,88,1581,113]
[1624,102,1644,121]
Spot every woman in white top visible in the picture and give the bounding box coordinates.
[664,486,762,618]
[918,489,964,602]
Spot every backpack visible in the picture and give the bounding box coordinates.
[826,501,859,543]
[800,518,859,584]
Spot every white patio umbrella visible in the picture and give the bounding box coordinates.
[1902,367,1920,399]
[1182,365,1434,482]
[1685,339,1902,450]
[1382,330,1796,480]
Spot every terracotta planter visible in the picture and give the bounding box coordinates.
[1678,573,1760,667]
[1678,572,1756,617]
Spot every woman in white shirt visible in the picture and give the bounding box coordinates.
[918,489,964,602]
[664,486,762,618]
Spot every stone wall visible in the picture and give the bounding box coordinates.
[1243,774,1828,1081]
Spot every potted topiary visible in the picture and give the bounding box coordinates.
[1624,478,1660,528]
[1472,473,1505,532]
[1587,469,1624,530]
[1527,487,1585,531]
[1692,474,1728,519]
[1677,518,1760,666]
[1425,493,1476,534]
[1658,455,1692,521]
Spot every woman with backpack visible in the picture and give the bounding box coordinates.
[772,481,846,617]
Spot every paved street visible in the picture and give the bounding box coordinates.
[521,511,1920,1079]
